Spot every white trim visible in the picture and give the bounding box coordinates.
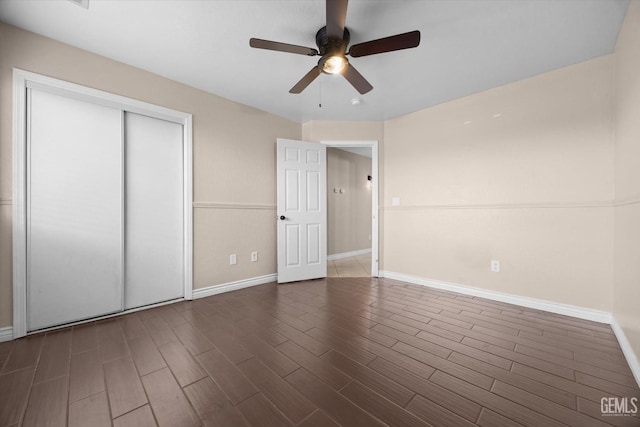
[0,327,13,342]
[13,70,28,338]
[183,115,194,300]
[328,248,372,261]
[379,271,612,324]
[193,202,276,210]
[378,197,640,210]
[23,74,190,125]
[611,317,640,387]
[193,274,278,299]
[12,69,194,337]
[382,201,612,210]
[380,271,640,383]
[321,140,379,277]
[120,110,126,312]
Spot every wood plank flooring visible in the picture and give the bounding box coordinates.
[1,277,638,426]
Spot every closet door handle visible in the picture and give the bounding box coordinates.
[279,215,286,221]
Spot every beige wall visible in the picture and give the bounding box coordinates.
[383,55,615,311]
[327,148,372,256]
[613,2,640,361]
[0,23,300,327]
[301,120,384,143]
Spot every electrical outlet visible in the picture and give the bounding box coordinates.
[251,251,258,262]
[230,254,237,265]
[491,260,500,272]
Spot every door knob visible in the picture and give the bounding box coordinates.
[279,215,286,220]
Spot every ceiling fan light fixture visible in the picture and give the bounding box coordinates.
[249,0,421,94]
[322,55,347,74]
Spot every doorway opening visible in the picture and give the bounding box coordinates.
[322,141,379,277]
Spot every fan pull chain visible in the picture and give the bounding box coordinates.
[319,78,322,108]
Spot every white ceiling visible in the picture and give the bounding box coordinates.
[0,0,629,123]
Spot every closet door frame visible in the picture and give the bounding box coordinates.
[12,69,193,338]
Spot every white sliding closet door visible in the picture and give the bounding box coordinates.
[27,89,123,330]
[124,112,184,309]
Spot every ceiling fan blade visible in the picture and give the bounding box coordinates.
[349,30,421,57]
[250,38,318,56]
[342,63,373,94]
[326,0,349,40]
[290,66,322,94]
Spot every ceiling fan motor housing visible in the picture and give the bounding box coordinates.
[315,26,350,56]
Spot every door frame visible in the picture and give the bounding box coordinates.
[321,140,379,277]
[12,69,193,338]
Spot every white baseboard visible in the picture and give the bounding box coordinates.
[0,326,13,342]
[610,317,640,387]
[379,270,640,388]
[0,274,277,342]
[2,270,637,388]
[328,248,372,261]
[193,273,278,299]
[379,271,612,324]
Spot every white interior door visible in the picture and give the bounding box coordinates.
[124,112,184,309]
[27,89,123,330]
[277,138,327,283]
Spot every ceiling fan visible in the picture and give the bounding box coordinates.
[249,0,421,95]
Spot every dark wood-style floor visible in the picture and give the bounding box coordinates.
[1,277,639,427]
